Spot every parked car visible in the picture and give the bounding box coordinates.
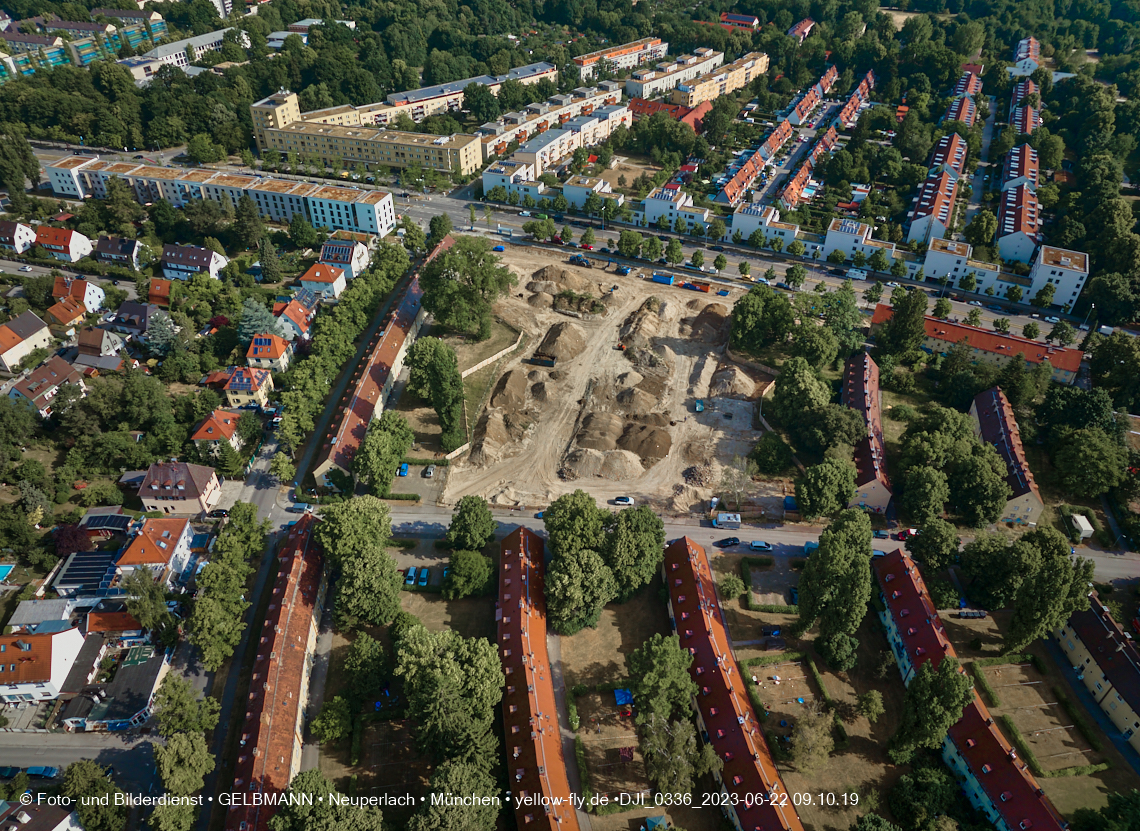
[873,530,890,539]
[0,768,18,780]
[894,528,918,541]
[749,540,773,551]
[776,282,792,290]
[288,503,312,514]
[418,568,429,587]
[18,265,32,272]
[398,463,409,477]
[1045,315,1060,323]
[26,767,60,779]
[207,509,229,518]
[581,244,594,250]
[405,567,417,586]
[789,586,799,603]
[493,245,505,252]
[986,304,1005,313]
[424,465,436,478]
[968,300,983,307]
[614,496,634,505]
[519,210,532,217]
[714,537,741,548]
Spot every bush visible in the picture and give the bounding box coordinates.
[887,403,917,422]
[745,652,806,667]
[719,574,746,601]
[969,664,1001,708]
[999,714,1043,776]
[1054,686,1103,752]
[389,538,418,549]
[927,578,959,610]
[384,493,421,501]
[751,431,795,475]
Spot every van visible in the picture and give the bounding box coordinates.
[847,268,868,281]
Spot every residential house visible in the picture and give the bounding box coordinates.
[841,353,892,513]
[1010,36,1041,77]
[0,311,51,373]
[641,185,710,231]
[139,461,221,515]
[58,630,166,731]
[870,304,1082,384]
[873,549,1066,831]
[319,233,371,280]
[787,17,815,43]
[298,262,347,300]
[1028,245,1088,310]
[8,356,85,418]
[0,626,86,702]
[562,175,623,211]
[115,517,193,587]
[0,797,85,831]
[192,408,244,456]
[1056,593,1140,753]
[148,278,172,306]
[52,277,104,315]
[969,387,1045,525]
[497,526,584,831]
[246,333,292,372]
[161,243,227,281]
[107,301,156,337]
[906,170,959,243]
[664,536,806,831]
[223,366,273,408]
[94,236,142,270]
[35,227,92,262]
[0,220,35,253]
[274,290,318,341]
[85,610,143,637]
[76,506,129,541]
[52,550,119,597]
[46,297,86,328]
[996,183,1041,263]
[225,515,326,831]
[6,598,76,634]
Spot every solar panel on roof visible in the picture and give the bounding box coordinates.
[84,515,130,532]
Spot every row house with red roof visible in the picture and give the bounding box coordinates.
[952,70,984,99]
[0,220,36,253]
[906,170,959,243]
[35,227,92,262]
[1010,36,1042,77]
[1003,144,1039,191]
[1011,104,1041,136]
[835,70,875,129]
[777,127,838,210]
[873,549,1066,831]
[943,95,977,127]
[52,276,104,314]
[996,183,1041,263]
[664,537,805,831]
[841,352,892,513]
[969,387,1044,525]
[713,118,793,205]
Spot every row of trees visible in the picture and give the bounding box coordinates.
[314,496,403,629]
[149,676,221,831]
[406,337,466,452]
[442,495,498,599]
[354,411,415,496]
[543,489,665,633]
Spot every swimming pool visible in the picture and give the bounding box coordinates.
[0,564,13,582]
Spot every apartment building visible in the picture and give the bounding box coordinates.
[572,36,668,80]
[821,217,898,263]
[561,175,622,210]
[907,170,959,243]
[475,83,624,162]
[508,105,632,176]
[642,185,710,230]
[729,205,801,249]
[870,305,1082,384]
[952,70,983,99]
[0,627,86,703]
[788,18,815,43]
[943,95,977,127]
[480,159,545,202]
[1028,245,1088,309]
[91,8,167,40]
[928,132,968,178]
[665,537,806,831]
[969,387,1044,526]
[141,28,247,69]
[922,237,1001,286]
[1056,593,1140,754]
[873,549,1066,831]
[1011,105,1041,135]
[45,156,398,237]
[498,527,582,831]
[1010,36,1042,77]
[670,52,769,108]
[997,183,1041,263]
[719,12,760,29]
[624,48,722,98]
[35,227,92,263]
[842,352,892,513]
[1003,144,1039,190]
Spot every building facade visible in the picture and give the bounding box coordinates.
[0,627,85,702]
[139,462,221,515]
[573,37,668,79]
[969,387,1045,526]
[670,52,769,107]
[842,352,892,512]
[624,48,723,98]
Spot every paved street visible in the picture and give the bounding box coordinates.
[0,734,157,794]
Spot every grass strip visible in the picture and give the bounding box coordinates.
[1040,762,1111,778]
[745,652,806,667]
[574,735,594,806]
[1053,686,1105,752]
[999,714,1044,777]
[752,603,799,614]
[389,538,418,549]
[968,663,1002,708]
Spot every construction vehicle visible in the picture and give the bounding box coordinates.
[615,265,633,276]
[568,254,592,268]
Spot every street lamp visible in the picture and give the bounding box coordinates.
[1081,303,1096,330]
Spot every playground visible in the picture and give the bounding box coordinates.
[576,689,652,807]
[749,657,819,755]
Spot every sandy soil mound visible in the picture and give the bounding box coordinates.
[616,370,644,388]
[527,292,554,309]
[490,368,528,410]
[680,302,730,342]
[575,412,624,452]
[562,448,644,480]
[618,423,672,462]
[531,381,549,402]
[527,281,560,294]
[532,265,595,293]
[616,386,658,412]
[710,365,757,399]
[536,322,587,361]
[619,298,662,349]
[470,411,508,466]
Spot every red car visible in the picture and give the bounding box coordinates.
[581,244,594,250]
[895,528,918,541]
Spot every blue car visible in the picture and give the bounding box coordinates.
[398,463,409,477]
[493,245,505,252]
[405,567,417,586]
[418,568,430,587]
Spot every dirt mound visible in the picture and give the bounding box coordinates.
[527,370,546,381]
[682,440,713,464]
[683,464,714,486]
[527,281,560,294]
[619,298,662,349]
[616,386,658,413]
[470,411,509,466]
[527,292,554,309]
[633,412,672,427]
[575,412,624,452]
[680,302,730,342]
[617,423,672,462]
[536,322,587,361]
[489,368,528,410]
[561,448,645,480]
[550,370,566,381]
[531,382,549,402]
[616,370,644,388]
[710,365,757,399]
[531,265,595,293]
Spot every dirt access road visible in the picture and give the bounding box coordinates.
[442,242,771,511]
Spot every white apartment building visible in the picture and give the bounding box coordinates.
[730,204,805,250]
[45,157,397,237]
[562,175,623,210]
[573,37,669,80]
[642,185,709,230]
[1029,246,1088,309]
[821,217,898,263]
[476,84,624,161]
[481,160,545,202]
[141,28,247,69]
[624,49,724,98]
[923,238,1001,286]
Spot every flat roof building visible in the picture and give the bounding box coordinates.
[572,37,668,80]
[670,52,769,108]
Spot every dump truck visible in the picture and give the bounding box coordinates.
[651,272,675,285]
[694,399,705,412]
[530,353,558,368]
[615,265,633,276]
[683,280,712,293]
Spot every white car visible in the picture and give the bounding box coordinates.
[968,300,983,307]
[886,281,900,288]
[614,496,634,506]
[18,265,32,272]
[1045,315,1061,323]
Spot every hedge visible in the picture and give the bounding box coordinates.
[753,603,799,614]
[567,696,580,731]
[402,457,449,466]
[972,653,1034,668]
[743,555,775,569]
[1042,762,1111,778]
[574,735,594,806]
[1054,686,1104,752]
[745,652,807,667]
[999,714,1043,777]
[349,713,364,766]
[389,538,418,549]
[385,493,421,501]
[348,774,358,798]
[789,557,806,571]
[969,664,1002,708]
[806,657,832,706]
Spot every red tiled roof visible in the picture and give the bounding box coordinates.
[944,96,977,126]
[871,550,1066,831]
[499,527,580,831]
[1011,106,1040,135]
[0,631,57,682]
[246,333,289,361]
[46,296,85,325]
[192,408,241,442]
[1004,144,1039,186]
[149,279,172,305]
[276,300,313,334]
[952,71,983,98]
[224,366,271,391]
[871,305,1083,373]
[86,611,141,632]
[52,276,91,300]
[842,352,891,490]
[679,100,712,131]
[118,518,190,566]
[299,262,344,284]
[929,132,967,175]
[227,514,324,831]
[1016,36,1041,63]
[36,226,78,248]
[911,171,959,224]
[665,538,805,831]
[315,237,453,478]
[972,387,1041,503]
[998,183,1040,239]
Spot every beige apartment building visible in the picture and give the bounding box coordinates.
[670,51,769,107]
[249,95,481,175]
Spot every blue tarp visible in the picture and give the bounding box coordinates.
[647,818,667,831]
[614,689,633,706]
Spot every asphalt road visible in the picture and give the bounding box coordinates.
[0,734,157,795]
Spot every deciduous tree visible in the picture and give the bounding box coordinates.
[63,761,126,831]
[153,675,220,739]
[890,657,974,763]
[314,496,393,567]
[626,633,697,722]
[907,518,960,569]
[795,458,857,521]
[602,505,664,601]
[154,731,214,795]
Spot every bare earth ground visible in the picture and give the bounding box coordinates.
[357,719,432,829]
[559,578,671,688]
[398,591,496,642]
[442,243,776,511]
[576,692,652,803]
[941,610,1140,813]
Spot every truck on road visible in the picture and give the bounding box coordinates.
[712,513,741,529]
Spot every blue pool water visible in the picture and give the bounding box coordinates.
[0,565,13,582]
